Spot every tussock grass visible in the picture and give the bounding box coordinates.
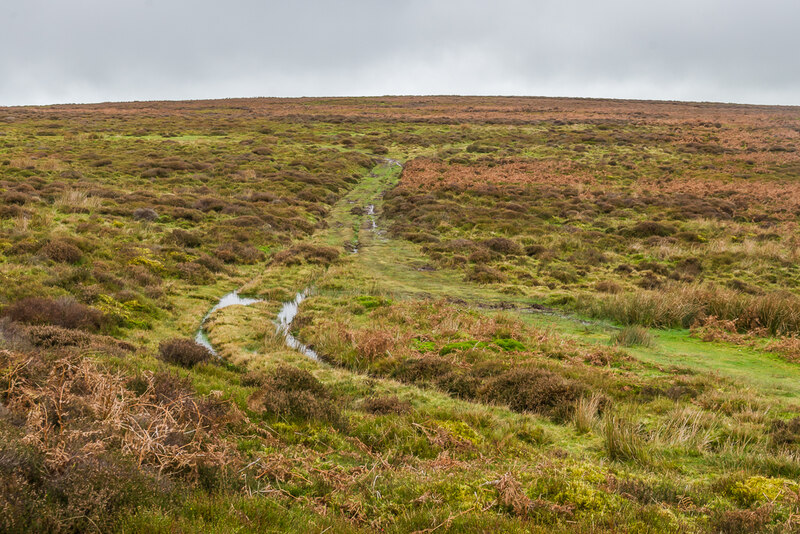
[603,412,647,463]
[54,190,101,212]
[610,325,654,347]
[573,394,602,434]
[585,284,800,336]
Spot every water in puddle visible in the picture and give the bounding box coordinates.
[276,291,319,360]
[195,290,261,355]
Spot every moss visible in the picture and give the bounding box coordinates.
[493,337,526,351]
[355,295,392,310]
[439,340,493,355]
[412,339,437,352]
[728,476,793,507]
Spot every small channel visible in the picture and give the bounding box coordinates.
[195,290,261,355]
[194,288,319,361]
[275,291,319,360]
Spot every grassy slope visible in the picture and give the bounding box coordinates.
[3,98,800,532]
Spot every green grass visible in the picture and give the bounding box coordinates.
[3,97,800,532]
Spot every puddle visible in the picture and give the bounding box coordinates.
[367,204,377,231]
[195,290,261,355]
[275,290,319,360]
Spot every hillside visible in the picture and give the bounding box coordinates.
[2,96,800,533]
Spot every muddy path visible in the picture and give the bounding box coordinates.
[195,157,400,358]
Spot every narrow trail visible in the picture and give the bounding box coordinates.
[195,156,400,359]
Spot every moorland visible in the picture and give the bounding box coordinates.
[2,96,800,532]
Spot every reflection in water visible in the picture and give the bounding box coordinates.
[195,290,261,355]
[276,291,319,360]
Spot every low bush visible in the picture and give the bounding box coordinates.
[480,367,583,419]
[157,338,213,368]
[392,355,453,385]
[465,265,506,284]
[3,297,106,331]
[196,254,225,273]
[132,207,159,221]
[167,229,202,248]
[24,324,136,352]
[770,417,800,446]
[625,221,677,238]
[271,243,340,266]
[215,243,265,264]
[40,239,83,263]
[712,506,771,534]
[176,262,213,284]
[254,365,341,423]
[481,237,523,255]
[361,395,411,415]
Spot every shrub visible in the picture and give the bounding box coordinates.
[524,244,547,257]
[24,324,135,352]
[24,324,93,348]
[254,365,340,423]
[481,237,523,255]
[191,197,225,212]
[149,370,195,403]
[271,243,340,266]
[3,297,105,331]
[361,395,411,415]
[467,248,495,264]
[176,262,213,284]
[465,265,506,284]
[40,239,83,263]
[196,254,225,273]
[712,506,771,534]
[770,417,800,446]
[215,243,265,264]
[227,215,263,227]
[480,368,583,418]
[132,207,159,221]
[392,355,452,385]
[167,229,202,248]
[626,221,676,238]
[157,338,213,368]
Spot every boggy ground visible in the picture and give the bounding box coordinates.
[2,97,800,533]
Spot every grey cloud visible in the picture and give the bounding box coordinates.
[1,0,799,105]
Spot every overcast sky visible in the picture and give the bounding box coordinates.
[2,0,799,106]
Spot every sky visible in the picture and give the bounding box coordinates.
[2,0,799,106]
